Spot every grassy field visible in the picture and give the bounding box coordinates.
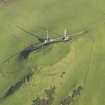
[0,0,105,105]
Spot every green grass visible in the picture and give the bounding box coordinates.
[0,0,105,105]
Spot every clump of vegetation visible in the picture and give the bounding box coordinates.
[60,86,83,105]
[32,86,56,105]
[72,86,82,98]
[60,96,73,105]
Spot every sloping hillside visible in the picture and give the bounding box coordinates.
[0,0,105,105]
